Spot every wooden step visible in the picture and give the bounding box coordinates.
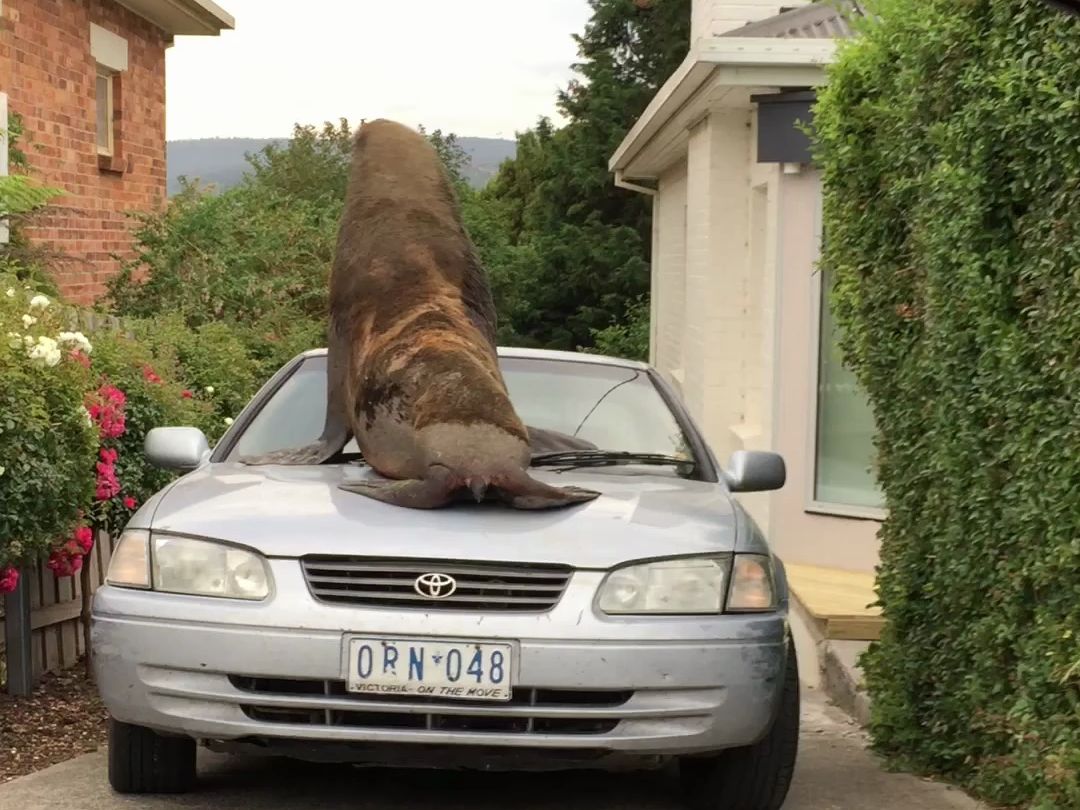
[784,563,884,641]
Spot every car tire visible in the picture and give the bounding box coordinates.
[678,636,800,810]
[107,717,197,794]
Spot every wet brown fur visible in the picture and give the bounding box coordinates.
[243,119,599,510]
[336,121,524,442]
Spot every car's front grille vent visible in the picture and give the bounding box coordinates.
[299,557,572,612]
[229,676,631,737]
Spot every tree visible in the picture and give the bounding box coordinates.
[486,0,691,353]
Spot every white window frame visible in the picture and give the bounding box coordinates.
[95,66,115,158]
[803,189,887,522]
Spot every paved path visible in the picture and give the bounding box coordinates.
[0,690,983,810]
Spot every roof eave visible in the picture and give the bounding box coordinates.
[609,37,836,178]
[114,0,234,36]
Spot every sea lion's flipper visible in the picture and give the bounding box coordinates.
[496,469,600,511]
[240,320,352,466]
[339,477,452,509]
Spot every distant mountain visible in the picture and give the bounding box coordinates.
[166,136,518,196]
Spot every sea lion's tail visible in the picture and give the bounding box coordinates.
[339,465,600,511]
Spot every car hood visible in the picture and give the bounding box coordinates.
[143,463,739,569]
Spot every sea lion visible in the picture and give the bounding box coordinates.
[242,119,600,510]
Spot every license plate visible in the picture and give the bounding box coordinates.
[345,637,514,701]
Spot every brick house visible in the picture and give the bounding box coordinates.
[0,0,233,303]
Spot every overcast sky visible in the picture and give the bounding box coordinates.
[164,0,592,142]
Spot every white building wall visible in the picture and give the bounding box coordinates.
[651,161,688,376]
[691,0,811,39]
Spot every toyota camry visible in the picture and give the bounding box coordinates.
[91,346,797,810]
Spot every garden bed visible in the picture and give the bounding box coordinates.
[0,663,107,783]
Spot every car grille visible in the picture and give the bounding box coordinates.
[229,676,631,736]
[300,557,573,612]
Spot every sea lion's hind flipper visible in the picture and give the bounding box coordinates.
[339,477,452,509]
[496,471,600,511]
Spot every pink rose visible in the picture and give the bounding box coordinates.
[73,526,95,553]
[0,565,19,594]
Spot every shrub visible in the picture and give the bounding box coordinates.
[813,1,1080,806]
[0,282,97,573]
[0,276,215,589]
[587,294,650,361]
[87,326,213,531]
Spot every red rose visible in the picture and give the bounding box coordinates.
[73,526,95,553]
[181,390,193,399]
[123,496,137,510]
[0,566,19,594]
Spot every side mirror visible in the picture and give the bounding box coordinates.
[723,450,786,493]
[145,427,210,471]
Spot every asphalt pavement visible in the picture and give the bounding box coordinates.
[0,689,984,810]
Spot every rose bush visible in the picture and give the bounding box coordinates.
[0,275,214,593]
[0,280,98,590]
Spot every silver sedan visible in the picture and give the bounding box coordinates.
[91,347,796,810]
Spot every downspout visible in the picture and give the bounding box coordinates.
[613,169,660,366]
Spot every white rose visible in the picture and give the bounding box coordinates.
[27,336,61,365]
[22,314,37,328]
[205,386,215,395]
[223,417,234,426]
[57,331,93,355]
[4,288,14,298]
[29,294,50,310]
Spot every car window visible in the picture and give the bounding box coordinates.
[230,360,329,460]
[499,357,691,458]
[225,355,693,462]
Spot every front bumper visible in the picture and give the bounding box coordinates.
[91,561,790,763]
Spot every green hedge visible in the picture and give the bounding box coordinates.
[813,1,1080,807]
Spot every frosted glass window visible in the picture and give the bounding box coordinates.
[813,269,884,509]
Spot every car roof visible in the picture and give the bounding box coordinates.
[297,345,651,371]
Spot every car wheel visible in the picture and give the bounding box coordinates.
[107,717,197,794]
[678,636,800,810]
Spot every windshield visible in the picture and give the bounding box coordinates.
[226,355,695,468]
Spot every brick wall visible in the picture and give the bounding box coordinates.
[1,0,167,304]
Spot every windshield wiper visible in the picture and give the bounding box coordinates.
[530,450,696,471]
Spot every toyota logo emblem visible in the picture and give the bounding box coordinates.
[414,573,457,599]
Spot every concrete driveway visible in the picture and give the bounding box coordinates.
[0,690,982,810]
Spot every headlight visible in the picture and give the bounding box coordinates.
[597,556,730,614]
[596,553,778,615]
[725,554,777,612]
[105,530,270,601]
[106,529,152,589]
